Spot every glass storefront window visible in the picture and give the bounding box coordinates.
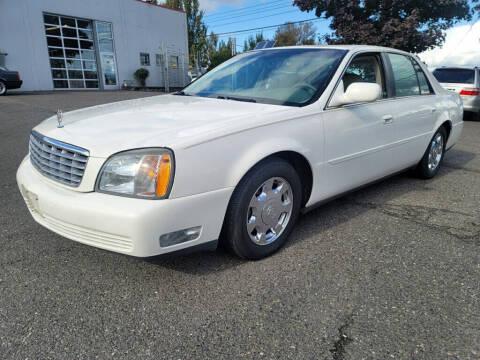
[44,13,99,89]
[62,27,78,38]
[81,50,95,60]
[44,14,59,25]
[69,80,85,88]
[80,40,95,50]
[77,20,92,30]
[45,25,61,36]
[52,70,67,79]
[96,21,117,87]
[78,29,93,40]
[85,81,99,88]
[82,61,97,71]
[47,37,62,47]
[61,17,76,28]
[48,48,64,58]
[50,59,65,68]
[53,80,68,88]
[66,60,82,69]
[96,23,112,39]
[99,40,113,53]
[101,54,117,85]
[84,71,98,79]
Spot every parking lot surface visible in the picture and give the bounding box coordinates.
[1,91,479,359]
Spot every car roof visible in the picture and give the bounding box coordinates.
[433,66,478,71]
[256,44,412,56]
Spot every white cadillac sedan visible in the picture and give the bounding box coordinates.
[17,45,463,260]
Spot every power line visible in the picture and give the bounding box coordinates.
[204,0,288,18]
[209,17,327,37]
[209,10,301,28]
[207,4,294,24]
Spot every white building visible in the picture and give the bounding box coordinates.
[0,0,189,91]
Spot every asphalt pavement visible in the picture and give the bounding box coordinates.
[0,91,479,359]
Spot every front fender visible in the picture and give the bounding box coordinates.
[171,119,322,199]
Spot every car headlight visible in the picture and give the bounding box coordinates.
[97,148,174,199]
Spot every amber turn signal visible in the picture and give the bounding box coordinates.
[156,154,172,197]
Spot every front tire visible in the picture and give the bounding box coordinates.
[0,81,7,96]
[222,158,302,260]
[415,127,447,179]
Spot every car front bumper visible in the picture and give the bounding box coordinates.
[17,156,233,257]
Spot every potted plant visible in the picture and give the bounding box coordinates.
[134,68,149,88]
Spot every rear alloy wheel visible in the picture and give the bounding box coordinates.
[416,127,447,179]
[0,81,6,96]
[222,158,302,260]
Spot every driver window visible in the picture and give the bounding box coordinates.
[342,54,387,99]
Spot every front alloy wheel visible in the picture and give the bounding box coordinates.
[222,158,302,260]
[247,177,293,246]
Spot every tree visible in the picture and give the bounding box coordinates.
[162,0,183,8]
[208,39,233,70]
[183,0,208,68]
[243,33,266,52]
[274,22,316,46]
[160,0,208,68]
[293,0,476,53]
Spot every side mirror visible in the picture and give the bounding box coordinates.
[330,81,381,107]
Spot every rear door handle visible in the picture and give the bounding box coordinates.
[382,115,394,124]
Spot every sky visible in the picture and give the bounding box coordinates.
[200,0,331,50]
[200,0,480,67]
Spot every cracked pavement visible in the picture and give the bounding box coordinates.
[0,91,479,359]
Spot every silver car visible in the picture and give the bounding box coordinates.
[433,66,480,119]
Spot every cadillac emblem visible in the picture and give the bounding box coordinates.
[56,109,64,128]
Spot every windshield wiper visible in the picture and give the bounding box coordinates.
[216,95,256,103]
[174,90,192,96]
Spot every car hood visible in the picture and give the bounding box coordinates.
[33,94,284,158]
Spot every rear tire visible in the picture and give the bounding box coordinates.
[415,127,447,179]
[222,158,302,260]
[0,81,7,96]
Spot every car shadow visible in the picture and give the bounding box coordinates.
[144,147,476,275]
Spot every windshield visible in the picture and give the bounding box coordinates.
[183,48,347,106]
[433,68,475,84]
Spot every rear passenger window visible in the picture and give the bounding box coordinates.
[388,53,420,97]
[415,66,434,95]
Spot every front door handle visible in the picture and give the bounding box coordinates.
[382,115,394,124]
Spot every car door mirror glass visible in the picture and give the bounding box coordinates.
[330,81,381,107]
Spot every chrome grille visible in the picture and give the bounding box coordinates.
[29,131,89,187]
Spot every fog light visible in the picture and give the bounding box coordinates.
[159,226,202,247]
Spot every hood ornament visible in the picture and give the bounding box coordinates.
[56,109,64,128]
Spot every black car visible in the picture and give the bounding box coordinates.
[0,66,22,95]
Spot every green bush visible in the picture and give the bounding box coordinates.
[134,68,149,87]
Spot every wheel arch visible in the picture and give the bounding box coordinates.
[440,120,452,141]
[228,148,314,209]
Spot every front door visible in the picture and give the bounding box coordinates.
[320,53,401,199]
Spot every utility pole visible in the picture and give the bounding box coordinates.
[230,37,236,56]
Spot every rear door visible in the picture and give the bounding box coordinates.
[384,53,438,167]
